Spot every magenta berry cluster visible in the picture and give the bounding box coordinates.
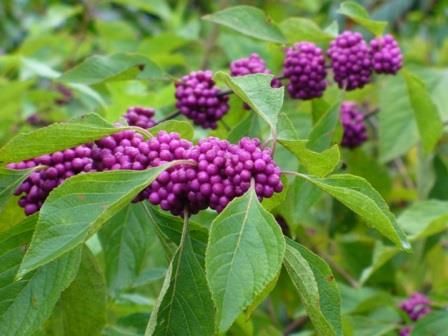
[370,34,403,75]
[124,106,156,129]
[8,145,94,215]
[340,101,368,149]
[399,326,411,336]
[175,70,229,129]
[230,53,281,88]
[400,293,431,321]
[10,129,282,217]
[283,42,327,99]
[328,31,372,91]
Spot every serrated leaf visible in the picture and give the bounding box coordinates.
[0,168,33,212]
[0,217,82,336]
[18,163,182,278]
[99,203,162,292]
[145,221,215,336]
[284,238,342,336]
[203,6,286,43]
[0,113,122,163]
[397,200,448,241]
[47,247,106,336]
[149,120,194,140]
[279,140,340,177]
[337,1,387,36]
[402,70,443,152]
[214,72,284,134]
[59,53,167,85]
[298,173,410,250]
[205,188,285,333]
[279,18,334,44]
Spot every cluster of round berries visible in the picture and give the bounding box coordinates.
[399,292,432,336]
[175,70,229,129]
[9,130,282,217]
[340,101,368,149]
[7,145,94,215]
[124,106,156,129]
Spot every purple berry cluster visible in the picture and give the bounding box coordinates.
[175,70,229,129]
[124,106,156,129]
[400,293,432,321]
[340,101,368,149]
[370,34,403,75]
[399,326,411,336]
[8,145,94,215]
[328,31,372,91]
[230,53,281,88]
[283,42,327,100]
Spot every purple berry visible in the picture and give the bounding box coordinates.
[124,106,156,129]
[230,53,282,88]
[400,293,432,321]
[175,70,229,129]
[283,42,327,99]
[10,144,94,215]
[340,101,368,149]
[399,326,412,336]
[328,31,372,91]
[370,34,403,75]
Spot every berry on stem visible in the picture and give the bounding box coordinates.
[124,106,156,129]
[283,42,327,99]
[370,34,403,75]
[400,292,431,321]
[328,31,372,91]
[230,53,282,88]
[340,101,368,149]
[175,70,229,129]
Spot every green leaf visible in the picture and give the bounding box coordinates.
[110,0,171,19]
[308,101,341,152]
[214,72,284,134]
[145,219,215,336]
[99,203,162,292]
[203,6,286,44]
[402,70,443,152]
[143,204,208,264]
[359,241,400,284]
[297,173,410,250]
[59,53,167,85]
[279,140,340,177]
[0,217,82,336]
[279,18,334,44]
[283,238,342,336]
[337,1,387,36]
[149,120,194,140]
[397,200,448,241]
[205,188,286,333]
[0,168,33,212]
[412,311,448,336]
[47,247,107,336]
[18,163,182,278]
[0,113,122,163]
[378,75,418,163]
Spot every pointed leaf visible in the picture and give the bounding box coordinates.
[205,188,286,333]
[402,70,443,152]
[18,163,182,278]
[59,53,167,85]
[0,114,123,163]
[298,173,410,250]
[0,217,82,336]
[47,247,106,336]
[337,1,387,36]
[214,72,284,134]
[279,140,340,177]
[203,6,286,43]
[284,238,342,336]
[146,226,215,335]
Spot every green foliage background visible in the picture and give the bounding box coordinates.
[1,0,448,335]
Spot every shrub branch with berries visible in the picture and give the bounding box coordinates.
[0,2,446,336]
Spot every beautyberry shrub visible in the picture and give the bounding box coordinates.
[370,34,403,75]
